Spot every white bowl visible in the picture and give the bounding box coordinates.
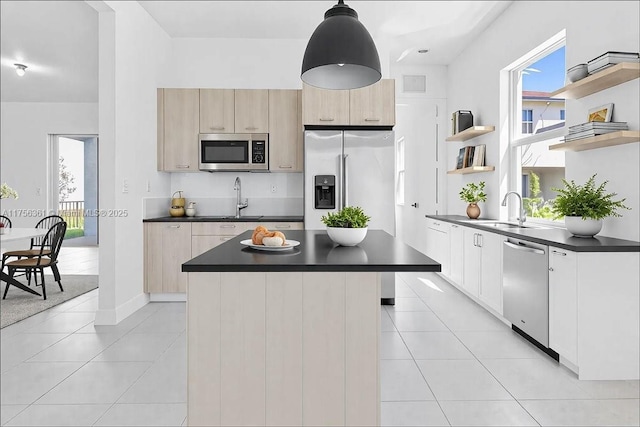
[566,64,588,83]
[565,216,602,238]
[326,227,368,247]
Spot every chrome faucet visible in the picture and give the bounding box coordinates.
[502,191,526,227]
[233,177,248,218]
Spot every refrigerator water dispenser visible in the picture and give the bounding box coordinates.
[314,175,335,209]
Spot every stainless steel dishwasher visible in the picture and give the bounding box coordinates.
[502,238,550,347]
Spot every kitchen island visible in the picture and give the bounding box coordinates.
[182,230,440,426]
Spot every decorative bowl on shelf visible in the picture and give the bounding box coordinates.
[566,64,588,83]
[326,227,368,247]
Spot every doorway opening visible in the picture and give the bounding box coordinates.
[49,135,99,251]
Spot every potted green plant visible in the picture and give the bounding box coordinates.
[321,206,371,246]
[459,181,487,219]
[552,174,629,237]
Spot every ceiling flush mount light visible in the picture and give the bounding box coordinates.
[301,0,381,90]
[14,63,27,77]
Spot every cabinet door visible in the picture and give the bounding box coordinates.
[349,79,395,126]
[269,90,303,172]
[302,83,350,126]
[449,224,463,285]
[462,228,480,297]
[161,223,192,293]
[235,89,269,133]
[163,89,199,172]
[549,247,578,365]
[426,223,450,278]
[200,89,235,133]
[478,232,506,314]
[144,223,164,293]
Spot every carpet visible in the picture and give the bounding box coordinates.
[0,275,98,328]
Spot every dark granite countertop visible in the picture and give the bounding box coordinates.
[144,215,304,223]
[426,215,640,252]
[182,230,441,273]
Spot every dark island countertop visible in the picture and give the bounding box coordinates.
[144,215,303,223]
[427,215,640,252]
[182,230,441,273]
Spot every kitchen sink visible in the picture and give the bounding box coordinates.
[460,219,549,230]
[196,215,263,220]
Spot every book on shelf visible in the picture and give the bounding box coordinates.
[456,148,465,169]
[569,121,628,132]
[472,144,486,167]
[564,128,621,141]
[587,51,639,74]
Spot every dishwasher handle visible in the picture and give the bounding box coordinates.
[504,240,546,255]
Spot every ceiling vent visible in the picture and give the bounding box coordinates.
[402,75,426,93]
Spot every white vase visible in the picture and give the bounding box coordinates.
[565,216,603,238]
[326,227,368,247]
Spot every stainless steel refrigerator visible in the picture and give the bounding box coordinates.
[304,130,397,303]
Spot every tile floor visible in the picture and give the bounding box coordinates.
[0,272,638,426]
[56,246,98,276]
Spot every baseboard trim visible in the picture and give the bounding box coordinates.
[94,292,150,325]
[149,293,187,302]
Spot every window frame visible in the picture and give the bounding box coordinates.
[508,32,566,227]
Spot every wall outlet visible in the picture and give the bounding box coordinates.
[146,180,151,192]
[122,179,129,193]
[271,185,277,193]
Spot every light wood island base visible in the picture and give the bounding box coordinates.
[187,271,381,426]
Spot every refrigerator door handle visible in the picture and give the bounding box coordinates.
[342,154,349,208]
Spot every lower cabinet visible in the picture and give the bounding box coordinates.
[145,221,303,293]
[548,246,578,365]
[448,224,463,285]
[144,222,192,293]
[426,219,450,277]
[461,227,505,314]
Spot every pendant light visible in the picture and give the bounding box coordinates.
[301,0,381,90]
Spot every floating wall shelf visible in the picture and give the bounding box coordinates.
[447,166,495,175]
[549,130,640,152]
[551,62,640,99]
[446,126,495,142]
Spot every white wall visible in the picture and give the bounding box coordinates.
[446,1,640,240]
[0,102,98,227]
[95,1,172,324]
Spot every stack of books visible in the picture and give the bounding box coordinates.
[456,144,486,169]
[587,51,640,74]
[564,122,628,142]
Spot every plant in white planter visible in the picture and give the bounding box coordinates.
[321,206,371,246]
[552,174,629,237]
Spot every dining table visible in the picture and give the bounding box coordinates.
[0,228,49,297]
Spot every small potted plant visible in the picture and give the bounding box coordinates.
[321,206,371,246]
[552,174,629,238]
[459,181,487,219]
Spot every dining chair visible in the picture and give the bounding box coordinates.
[0,215,11,228]
[3,221,67,300]
[1,215,64,275]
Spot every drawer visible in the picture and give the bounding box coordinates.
[192,222,250,236]
[259,222,304,231]
[192,235,236,257]
[427,218,449,233]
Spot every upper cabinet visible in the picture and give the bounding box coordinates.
[269,89,303,172]
[302,79,396,126]
[160,88,200,172]
[349,79,395,126]
[235,89,269,133]
[199,89,235,133]
[302,83,350,125]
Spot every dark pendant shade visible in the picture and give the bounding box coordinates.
[301,0,381,90]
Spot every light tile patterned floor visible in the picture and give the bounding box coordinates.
[0,272,638,426]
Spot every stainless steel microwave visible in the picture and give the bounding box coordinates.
[199,133,269,172]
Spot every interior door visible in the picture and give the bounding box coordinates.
[395,99,444,254]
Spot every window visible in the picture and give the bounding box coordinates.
[396,136,405,205]
[509,31,566,223]
[522,110,533,134]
